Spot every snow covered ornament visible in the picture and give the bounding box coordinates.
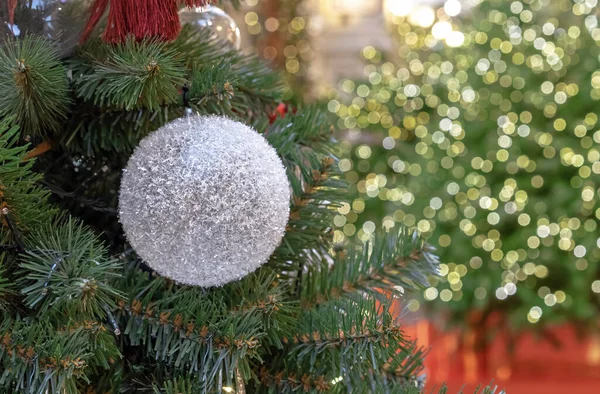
[119,115,290,287]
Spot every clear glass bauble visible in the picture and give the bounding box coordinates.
[179,5,241,50]
[0,0,90,55]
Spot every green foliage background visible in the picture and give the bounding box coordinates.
[330,0,600,333]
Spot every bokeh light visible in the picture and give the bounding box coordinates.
[328,0,600,329]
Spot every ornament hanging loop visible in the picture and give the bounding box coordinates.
[182,83,193,117]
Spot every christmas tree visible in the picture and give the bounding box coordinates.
[0,0,450,393]
[331,0,600,338]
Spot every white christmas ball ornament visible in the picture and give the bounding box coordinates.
[119,116,290,287]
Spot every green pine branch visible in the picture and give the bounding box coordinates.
[168,25,283,116]
[264,106,336,160]
[62,27,282,155]
[111,263,298,392]
[0,317,120,394]
[0,37,70,136]
[261,297,423,393]
[60,104,171,155]
[0,117,56,245]
[76,39,186,112]
[0,262,16,312]
[188,61,237,112]
[18,218,123,318]
[301,227,439,307]
[0,11,449,394]
[266,107,347,274]
[270,152,346,273]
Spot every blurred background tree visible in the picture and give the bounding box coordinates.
[231,0,600,390]
[328,0,600,337]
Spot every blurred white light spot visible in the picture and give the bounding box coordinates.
[495,287,508,300]
[363,221,376,233]
[409,6,435,28]
[504,202,517,214]
[432,21,452,39]
[529,306,543,319]
[574,245,586,258]
[479,196,492,209]
[537,225,550,238]
[544,294,557,307]
[385,0,415,17]
[383,136,396,150]
[440,118,453,131]
[393,159,406,172]
[462,88,476,102]
[444,0,462,17]
[404,84,420,97]
[446,31,465,47]
[504,282,517,295]
[430,197,443,210]
[424,287,439,300]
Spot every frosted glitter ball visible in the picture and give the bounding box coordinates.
[119,115,290,287]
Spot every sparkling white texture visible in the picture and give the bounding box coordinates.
[119,115,290,287]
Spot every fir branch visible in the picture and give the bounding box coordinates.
[61,104,172,155]
[188,61,236,110]
[264,106,336,160]
[63,27,282,156]
[118,299,263,392]
[117,297,263,355]
[265,107,347,275]
[168,25,283,116]
[270,297,423,394]
[76,39,186,112]
[258,368,331,393]
[271,153,346,273]
[18,218,123,318]
[294,296,406,356]
[111,267,287,391]
[226,269,298,349]
[0,117,56,246]
[0,262,16,312]
[0,37,69,136]
[0,317,120,394]
[152,377,197,394]
[300,227,439,308]
[257,368,432,394]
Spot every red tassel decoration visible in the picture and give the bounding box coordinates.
[101,0,131,43]
[7,0,17,26]
[128,0,148,38]
[80,0,217,44]
[80,0,110,43]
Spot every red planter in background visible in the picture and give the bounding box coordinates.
[402,321,600,393]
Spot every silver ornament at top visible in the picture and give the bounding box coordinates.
[1,0,91,55]
[119,115,290,287]
[179,5,241,50]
